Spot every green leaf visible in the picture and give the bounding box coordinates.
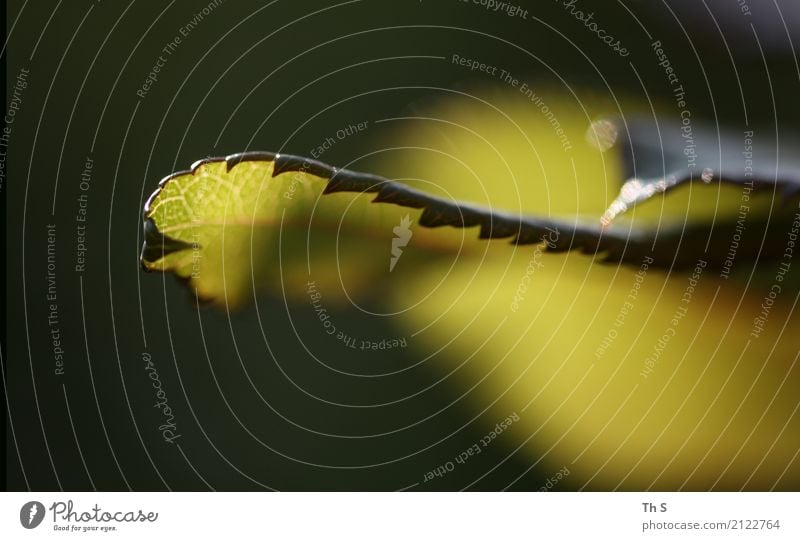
[141,152,472,307]
[141,92,800,307]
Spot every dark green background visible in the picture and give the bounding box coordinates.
[5,0,799,490]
